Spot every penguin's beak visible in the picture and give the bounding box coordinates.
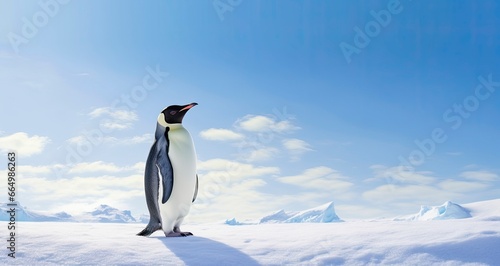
[179,102,198,112]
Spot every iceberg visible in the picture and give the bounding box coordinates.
[395,201,471,221]
[259,201,343,224]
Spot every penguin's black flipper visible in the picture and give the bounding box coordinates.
[157,128,174,204]
[192,174,199,203]
[138,139,163,237]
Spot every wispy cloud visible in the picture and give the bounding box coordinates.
[190,158,283,221]
[198,158,280,180]
[0,159,147,214]
[236,115,299,133]
[119,134,153,145]
[362,184,458,204]
[460,170,498,182]
[68,161,144,175]
[362,166,497,208]
[101,133,153,145]
[67,133,153,146]
[68,161,123,174]
[191,176,275,221]
[438,179,490,193]
[282,138,312,161]
[199,128,245,141]
[369,165,436,185]
[199,112,306,163]
[244,147,280,162]
[20,165,56,175]
[88,107,138,130]
[0,132,50,156]
[20,174,144,214]
[278,166,353,191]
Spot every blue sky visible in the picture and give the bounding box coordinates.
[0,0,499,221]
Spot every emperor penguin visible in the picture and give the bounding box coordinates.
[137,102,199,237]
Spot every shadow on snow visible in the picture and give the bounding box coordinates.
[150,235,260,266]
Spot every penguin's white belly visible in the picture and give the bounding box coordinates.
[158,127,197,232]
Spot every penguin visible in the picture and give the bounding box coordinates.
[137,102,199,237]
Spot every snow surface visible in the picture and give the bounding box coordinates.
[1,199,499,265]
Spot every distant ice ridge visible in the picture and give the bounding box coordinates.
[0,203,139,223]
[0,202,73,222]
[225,218,253,225]
[75,204,137,223]
[259,201,343,224]
[260,210,296,224]
[395,201,472,221]
[287,202,343,223]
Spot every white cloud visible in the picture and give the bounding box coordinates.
[244,147,280,162]
[282,138,312,153]
[282,138,312,161]
[67,134,153,146]
[18,174,144,215]
[122,134,153,144]
[362,184,458,204]
[89,107,137,121]
[131,162,146,172]
[68,161,143,175]
[190,176,276,222]
[199,128,245,141]
[369,165,435,185]
[69,161,122,174]
[460,171,498,182]
[278,166,353,191]
[198,113,304,163]
[103,133,153,145]
[100,122,131,130]
[21,165,54,175]
[0,160,148,216]
[198,158,280,180]
[188,158,284,222]
[88,107,138,130]
[0,132,50,157]
[236,115,299,133]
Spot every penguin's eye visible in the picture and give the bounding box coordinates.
[170,111,177,115]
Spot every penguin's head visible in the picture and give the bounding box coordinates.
[157,102,198,127]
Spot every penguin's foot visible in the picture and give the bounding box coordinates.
[165,231,193,237]
[137,223,162,237]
